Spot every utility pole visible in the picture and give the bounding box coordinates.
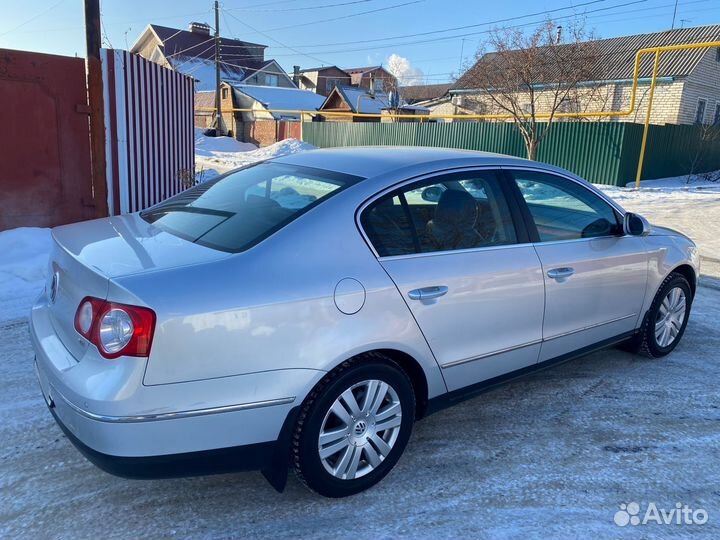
[212,0,226,136]
[84,0,109,216]
[458,38,466,73]
[671,0,679,29]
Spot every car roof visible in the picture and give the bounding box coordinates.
[273,146,546,179]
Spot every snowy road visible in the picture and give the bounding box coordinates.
[2,286,719,539]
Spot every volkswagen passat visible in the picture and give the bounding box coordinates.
[31,147,699,497]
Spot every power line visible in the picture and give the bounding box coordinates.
[164,37,216,59]
[257,0,424,33]
[263,0,657,56]
[223,8,334,67]
[254,0,612,50]
[225,0,374,12]
[0,0,65,37]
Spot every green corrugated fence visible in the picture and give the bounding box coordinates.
[302,121,720,186]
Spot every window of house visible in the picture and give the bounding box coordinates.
[559,97,579,114]
[325,78,340,92]
[511,171,621,242]
[372,78,384,93]
[360,170,517,257]
[714,102,720,126]
[221,87,228,99]
[716,47,720,62]
[266,74,279,86]
[695,99,707,124]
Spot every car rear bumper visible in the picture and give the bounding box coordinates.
[30,297,323,475]
[44,397,278,478]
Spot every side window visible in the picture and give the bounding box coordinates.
[511,170,621,242]
[360,170,517,257]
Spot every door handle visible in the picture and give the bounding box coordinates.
[547,267,575,281]
[408,285,449,301]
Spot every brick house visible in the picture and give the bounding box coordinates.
[131,22,295,91]
[295,66,351,97]
[440,25,720,125]
[344,66,397,93]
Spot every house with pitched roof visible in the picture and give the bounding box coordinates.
[344,66,397,93]
[318,86,390,122]
[441,25,720,125]
[295,66,352,97]
[130,22,295,91]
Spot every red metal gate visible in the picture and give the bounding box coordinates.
[0,49,95,230]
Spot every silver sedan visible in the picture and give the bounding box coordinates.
[31,147,699,497]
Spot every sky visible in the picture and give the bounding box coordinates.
[0,0,718,84]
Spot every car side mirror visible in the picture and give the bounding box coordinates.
[421,186,444,203]
[624,212,651,236]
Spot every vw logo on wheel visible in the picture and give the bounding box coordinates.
[49,272,59,304]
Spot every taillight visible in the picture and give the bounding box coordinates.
[74,297,156,359]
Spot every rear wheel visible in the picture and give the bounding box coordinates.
[292,355,415,497]
[624,272,692,358]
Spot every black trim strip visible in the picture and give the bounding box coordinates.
[425,330,635,416]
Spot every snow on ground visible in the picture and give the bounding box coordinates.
[194,128,315,175]
[0,228,52,324]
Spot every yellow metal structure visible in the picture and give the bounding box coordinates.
[198,41,720,187]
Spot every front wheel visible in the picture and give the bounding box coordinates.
[626,272,692,358]
[292,355,415,497]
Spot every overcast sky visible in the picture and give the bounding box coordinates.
[1,0,718,84]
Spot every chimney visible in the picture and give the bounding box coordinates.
[556,25,563,44]
[188,22,211,36]
[292,65,301,87]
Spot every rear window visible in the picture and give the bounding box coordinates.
[141,162,362,253]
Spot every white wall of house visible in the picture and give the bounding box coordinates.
[430,78,709,125]
[680,48,720,124]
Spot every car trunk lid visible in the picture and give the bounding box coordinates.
[47,213,230,360]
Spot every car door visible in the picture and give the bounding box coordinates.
[506,168,649,361]
[359,168,545,392]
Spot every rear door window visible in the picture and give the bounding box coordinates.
[142,162,362,253]
[360,170,518,256]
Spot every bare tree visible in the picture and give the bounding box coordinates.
[687,123,720,183]
[464,19,600,160]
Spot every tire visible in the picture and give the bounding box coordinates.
[292,353,415,498]
[623,272,692,358]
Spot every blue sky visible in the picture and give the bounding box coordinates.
[1,0,718,83]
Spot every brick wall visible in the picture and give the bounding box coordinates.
[433,80,687,125]
[680,48,720,124]
[238,120,278,146]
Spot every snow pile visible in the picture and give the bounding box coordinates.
[195,128,258,157]
[195,128,315,172]
[0,228,52,323]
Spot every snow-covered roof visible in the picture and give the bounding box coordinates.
[228,83,326,119]
[335,86,389,114]
[168,56,247,91]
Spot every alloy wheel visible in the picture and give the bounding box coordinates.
[654,286,687,348]
[318,379,402,480]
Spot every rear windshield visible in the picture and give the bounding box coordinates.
[141,162,363,253]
